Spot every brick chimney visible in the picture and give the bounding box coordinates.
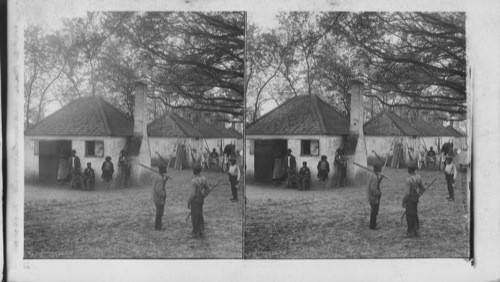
[346,79,368,186]
[130,81,152,186]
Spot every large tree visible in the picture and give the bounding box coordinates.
[329,12,466,116]
[121,12,244,119]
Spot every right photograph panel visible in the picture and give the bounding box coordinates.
[244,12,470,259]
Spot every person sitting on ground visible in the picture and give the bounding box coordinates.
[426,146,436,166]
[101,156,114,189]
[317,155,330,189]
[209,148,219,168]
[298,162,311,191]
[82,162,95,191]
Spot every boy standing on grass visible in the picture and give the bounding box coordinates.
[402,164,426,238]
[298,161,311,191]
[367,163,383,230]
[188,163,211,238]
[82,162,95,191]
[317,155,330,189]
[101,156,114,190]
[444,155,457,201]
[228,158,241,202]
[152,164,168,231]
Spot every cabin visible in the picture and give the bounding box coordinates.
[245,94,350,183]
[24,96,133,184]
[148,112,204,169]
[25,82,152,187]
[364,110,421,166]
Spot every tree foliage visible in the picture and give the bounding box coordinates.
[24,12,244,129]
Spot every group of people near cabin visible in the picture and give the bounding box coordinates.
[367,153,458,238]
[56,149,132,190]
[272,148,348,190]
[152,154,241,238]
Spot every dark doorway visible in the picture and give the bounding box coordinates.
[254,139,287,183]
[39,140,72,182]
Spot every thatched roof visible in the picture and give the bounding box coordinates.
[364,111,420,136]
[25,96,133,136]
[148,112,203,138]
[412,119,451,137]
[444,125,464,137]
[192,119,242,139]
[246,95,350,136]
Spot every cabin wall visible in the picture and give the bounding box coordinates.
[24,135,126,184]
[246,135,342,182]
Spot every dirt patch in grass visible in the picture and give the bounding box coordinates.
[244,167,470,259]
[25,169,243,259]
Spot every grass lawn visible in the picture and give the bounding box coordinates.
[24,168,243,259]
[244,167,470,259]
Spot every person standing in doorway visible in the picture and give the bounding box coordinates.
[57,152,68,186]
[67,150,81,189]
[188,163,211,238]
[444,155,457,201]
[283,149,296,188]
[228,158,241,202]
[272,152,284,186]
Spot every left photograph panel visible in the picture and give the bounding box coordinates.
[23,11,244,259]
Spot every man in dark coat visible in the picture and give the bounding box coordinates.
[152,164,169,230]
[283,149,297,188]
[118,150,131,189]
[101,156,114,189]
[334,149,347,188]
[317,155,330,189]
[402,164,426,237]
[298,161,311,191]
[367,163,383,230]
[188,163,211,238]
[67,149,81,189]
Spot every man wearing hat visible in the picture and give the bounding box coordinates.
[152,164,169,230]
[443,154,457,201]
[367,163,383,230]
[67,149,81,189]
[298,161,311,191]
[334,148,347,188]
[118,150,131,189]
[227,157,241,202]
[317,155,330,189]
[402,163,426,237]
[101,156,114,190]
[188,163,211,238]
[283,148,297,188]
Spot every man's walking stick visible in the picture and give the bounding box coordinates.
[138,163,172,180]
[185,179,224,223]
[400,178,437,222]
[353,162,389,179]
